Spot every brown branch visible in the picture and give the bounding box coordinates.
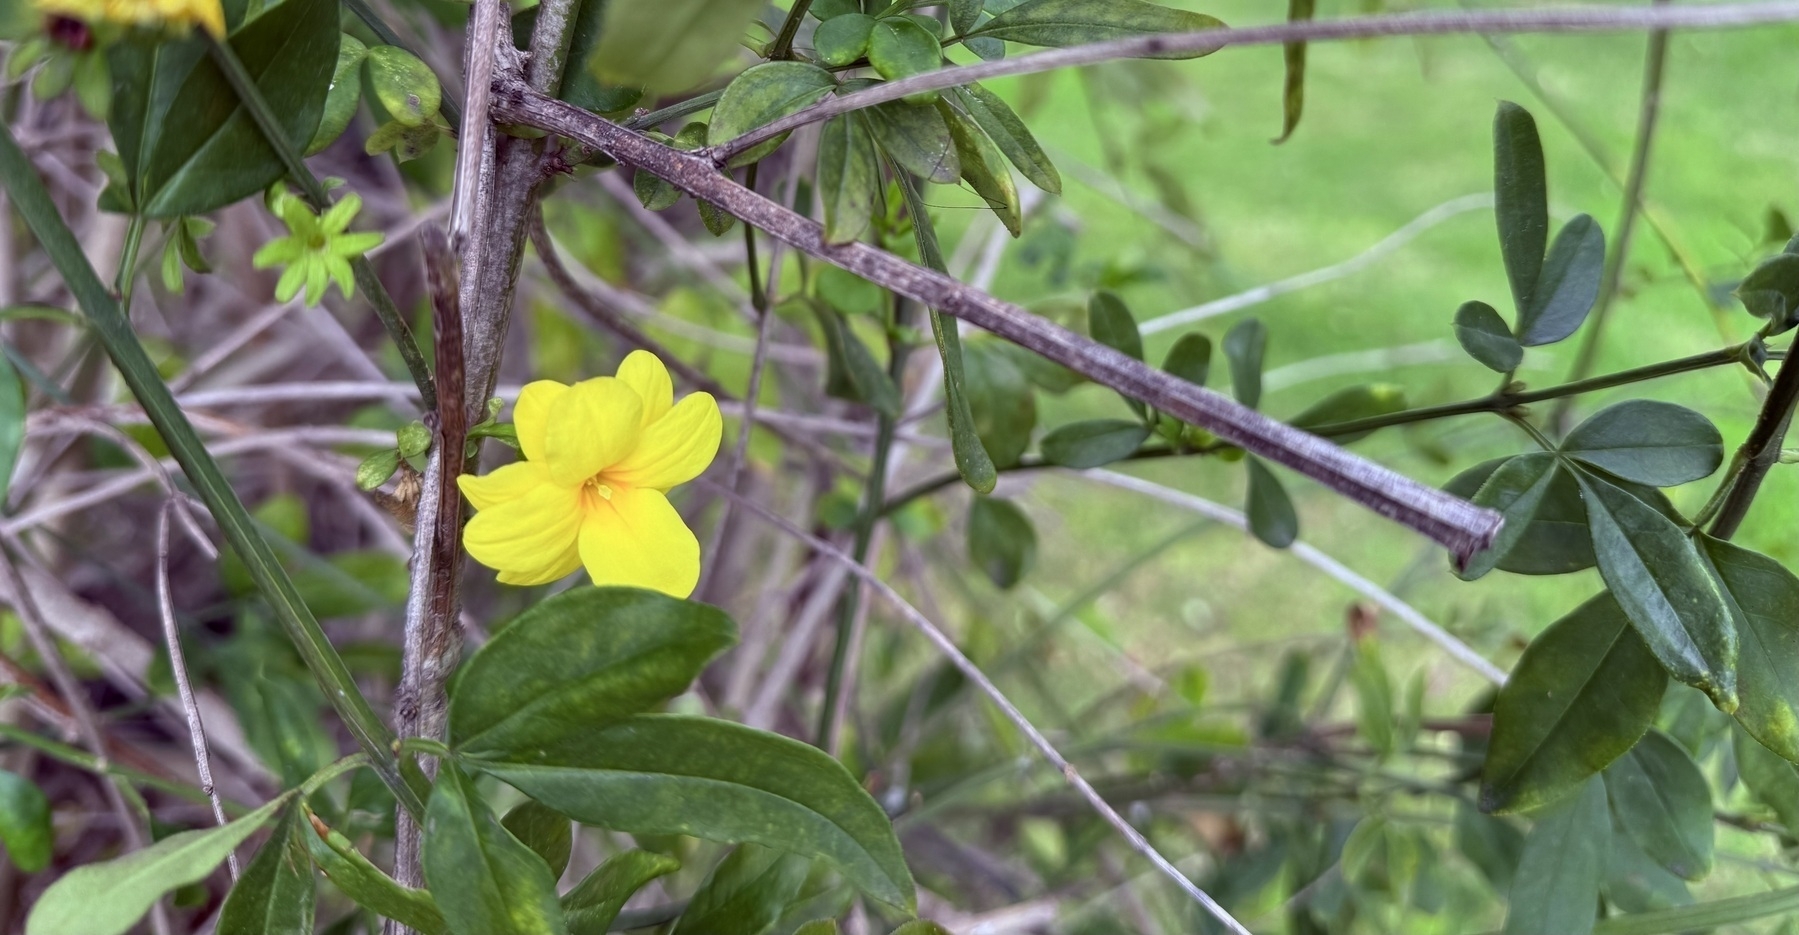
[708,2,1799,166]
[493,79,1503,561]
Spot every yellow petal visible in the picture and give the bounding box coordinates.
[496,538,583,586]
[615,351,673,426]
[577,485,700,598]
[457,460,550,511]
[606,392,722,492]
[513,380,569,464]
[543,377,643,486]
[463,481,582,579]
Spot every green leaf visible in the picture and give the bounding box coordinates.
[1502,776,1607,935]
[673,845,811,935]
[1222,318,1266,410]
[302,808,447,935]
[815,13,876,67]
[634,166,681,212]
[868,101,960,184]
[503,800,573,882]
[27,794,288,935]
[868,16,942,86]
[1244,457,1297,549]
[967,0,1224,57]
[941,102,1021,235]
[793,921,839,935]
[949,84,1059,194]
[423,762,567,935]
[0,352,23,511]
[548,0,643,115]
[948,0,982,33]
[1446,457,1663,576]
[0,770,51,872]
[1349,638,1394,757]
[1456,453,1562,581]
[818,114,879,244]
[1273,0,1314,144]
[1604,822,1692,914]
[365,45,440,128]
[890,923,954,935]
[963,339,1036,468]
[593,0,764,93]
[810,0,860,20]
[1602,731,1712,881]
[1040,419,1150,469]
[108,0,339,217]
[1453,299,1523,372]
[698,198,736,237]
[562,850,681,935]
[1289,384,1405,445]
[448,586,738,756]
[967,496,1036,589]
[1733,722,1799,832]
[1577,470,1737,709]
[304,34,364,156]
[1493,101,1549,319]
[1087,290,1143,361]
[813,301,901,417]
[709,62,838,168]
[1560,401,1723,488]
[466,715,916,911]
[1455,804,1525,894]
[1735,252,1799,333]
[356,449,400,491]
[1161,332,1211,386]
[218,804,315,935]
[1518,215,1605,346]
[1701,537,1799,762]
[1481,592,1666,814]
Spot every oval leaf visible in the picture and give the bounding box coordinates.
[503,800,574,882]
[1222,318,1266,410]
[304,34,366,155]
[562,850,681,935]
[1480,591,1665,815]
[1733,723,1799,833]
[1501,776,1607,935]
[868,101,960,184]
[967,0,1224,58]
[1493,101,1548,318]
[815,13,876,67]
[816,114,877,244]
[1454,299,1523,372]
[218,804,315,935]
[867,17,941,84]
[1245,457,1297,549]
[1519,214,1605,346]
[1040,418,1150,469]
[963,338,1036,469]
[1455,452,1562,581]
[967,496,1036,589]
[1560,400,1723,487]
[0,769,50,873]
[1161,332,1211,386]
[672,845,811,935]
[448,586,738,755]
[1602,731,1713,881]
[1735,252,1799,333]
[364,45,440,128]
[709,62,837,168]
[1290,383,1405,445]
[466,715,916,911]
[422,762,567,935]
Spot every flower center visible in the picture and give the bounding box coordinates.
[580,476,615,511]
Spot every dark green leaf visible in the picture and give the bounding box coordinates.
[949,0,982,35]
[0,354,23,520]
[1040,419,1150,468]
[1348,638,1393,757]
[672,845,811,935]
[941,102,1021,235]
[1245,457,1297,549]
[364,45,440,128]
[1602,731,1712,881]
[1087,290,1143,361]
[1273,0,1314,144]
[1502,776,1607,935]
[635,166,681,211]
[503,800,573,882]
[816,265,883,316]
[1455,804,1524,894]
[1456,453,1562,581]
[709,62,837,168]
[304,34,365,156]
[963,339,1036,468]
[1519,214,1605,346]
[1493,101,1549,318]
[967,496,1036,589]
[1577,470,1737,709]
[109,0,338,217]
[868,17,942,85]
[1561,400,1722,487]
[890,923,953,935]
[869,101,960,184]
[966,34,1007,60]
[810,0,860,20]
[554,0,644,114]
[698,198,736,236]
[1735,252,1799,333]
[1453,299,1523,372]
[218,804,315,935]
[967,0,1224,57]
[302,808,447,935]
[949,84,1059,194]
[817,114,879,244]
[0,770,50,872]
[1289,383,1405,445]
[1443,458,1681,576]
[1733,722,1799,832]
[562,850,681,935]
[1481,592,1665,814]
[1701,536,1799,762]
[422,762,567,935]
[815,13,876,67]
[1222,318,1266,410]
[26,794,287,935]
[1161,332,1210,386]
[1604,822,1691,914]
[466,715,915,911]
[813,301,901,417]
[593,0,764,93]
[793,921,839,935]
[448,586,738,756]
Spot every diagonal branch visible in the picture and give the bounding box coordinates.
[708,2,1799,166]
[492,79,1503,561]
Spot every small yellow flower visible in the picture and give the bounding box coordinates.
[35,0,225,39]
[458,351,722,598]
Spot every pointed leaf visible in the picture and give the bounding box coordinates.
[941,102,1021,235]
[967,496,1036,589]
[1222,318,1266,410]
[1245,457,1297,549]
[709,62,837,168]
[422,762,567,935]
[813,301,901,416]
[466,715,916,911]
[503,800,573,882]
[966,0,1224,57]
[1455,452,1560,581]
[868,101,959,184]
[1493,101,1548,317]
[1561,400,1722,488]
[817,113,879,244]
[562,850,681,935]
[950,84,1060,194]
[1602,731,1712,881]
[1735,252,1799,333]
[1577,470,1737,708]
[304,34,366,156]
[1604,822,1692,914]
[303,809,447,934]
[1501,776,1607,935]
[1273,0,1314,143]
[1454,299,1523,372]
[672,845,811,935]
[1518,214,1604,346]
[218,804,315,935]
[1734,722,1799,832]
[1040,419,1150,469]
[1444,457,1672,577]
[1701,536,1799,762]
[1455,804,1524,894]
[1481,592,1665,814]
[963,339,1036,468]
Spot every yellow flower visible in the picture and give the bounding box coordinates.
[458,352,722,598]
[35,0,225,39]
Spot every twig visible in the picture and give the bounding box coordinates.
[706,2,1799,166]
[698,479,1256,935]
[155,503,236,880]
[493,81,1503,561]
[1709,353,1799,539]
[449,0,503,247]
